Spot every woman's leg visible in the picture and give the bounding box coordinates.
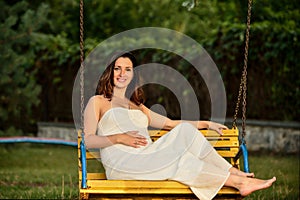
[224,174,276,196]
[174,123,255,178]
[229,167,255,177]
[202,148,255,177]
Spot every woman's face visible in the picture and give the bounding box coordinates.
[113,57,134,89]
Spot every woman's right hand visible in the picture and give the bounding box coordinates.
[115,131,148,148]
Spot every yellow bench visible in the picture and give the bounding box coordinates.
[78,129,244,199]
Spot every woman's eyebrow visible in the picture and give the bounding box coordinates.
[115,65,133,68]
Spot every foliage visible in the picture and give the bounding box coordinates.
[82,0,299,121]
[0,0,298,135]
[0,1,46,136]
[203,0,300,120]
[0,0,82,135]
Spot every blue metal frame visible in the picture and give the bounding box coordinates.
[240,142,250,173]
[0,137,77,146]
[234,139,250,173]
[80,132,87,189]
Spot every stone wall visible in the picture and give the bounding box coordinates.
[245,125,300,153]
[37,122,77,142]
[37,120,300,153]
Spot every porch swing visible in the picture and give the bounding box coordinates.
[77,0,253,199]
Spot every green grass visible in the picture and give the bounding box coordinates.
[244,152,299,200]
[0,144,78,199]
[0,144,299,199]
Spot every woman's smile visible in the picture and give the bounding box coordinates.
[116,77,127,83]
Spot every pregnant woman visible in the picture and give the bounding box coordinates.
[83,51,276,200]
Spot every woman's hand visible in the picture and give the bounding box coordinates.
[115,131,148,148]
[207,121,228,135]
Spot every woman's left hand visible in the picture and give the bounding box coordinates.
[207,121,228,135]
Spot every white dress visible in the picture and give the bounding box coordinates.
[97,107,232,200]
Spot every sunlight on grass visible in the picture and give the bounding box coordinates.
[0,144,299,199]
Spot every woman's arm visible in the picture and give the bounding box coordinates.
[84,131,147,149]
[84,96,147,149]
[83,96,111,148]
[141,104,227,135]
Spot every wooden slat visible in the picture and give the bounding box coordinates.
[208,139,239,147]
[83,140,239,160]
[82,148,239,161]
[86,151,100,159]
[218,187,240,195]
[206,136,239,141]
[217,149,239,157]
[85,180,194,194]
[79,172,107,180]
[81,180,239,195]
[202,129,239,136]
[148,129,239,138]
[87,173,106,180]
[80,187,192,195]
[84,146,238,160]
[82,149,238,161]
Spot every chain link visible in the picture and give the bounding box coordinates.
[232,0,252,141]
[79,0,84,130]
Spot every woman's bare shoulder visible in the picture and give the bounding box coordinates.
[89,95,106,101]
[87,95,110,106]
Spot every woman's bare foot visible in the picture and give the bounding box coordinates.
[229,167,255,178]
[225,174,276,196]
[239,176,276,196]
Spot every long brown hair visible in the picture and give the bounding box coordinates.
[95,52,144,105]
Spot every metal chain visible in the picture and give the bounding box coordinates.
[79,0,84,130]
[232,78,243,128]
[232,0,252,141]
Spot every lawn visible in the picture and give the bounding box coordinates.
[0,144,78,199]
[0,144,299,199]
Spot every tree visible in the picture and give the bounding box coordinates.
[1,0,298,137]
[0,1,50,135]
